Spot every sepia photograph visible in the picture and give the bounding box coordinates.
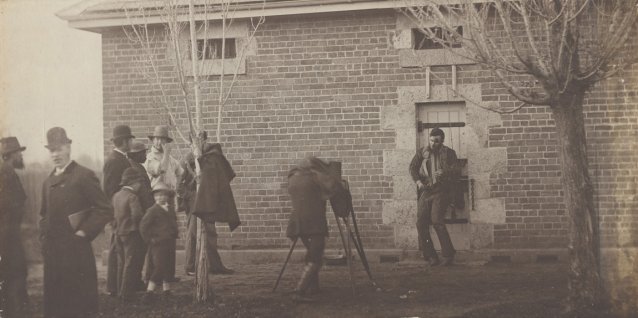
[0,0,637,317]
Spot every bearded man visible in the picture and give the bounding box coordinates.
[0,136,28,317]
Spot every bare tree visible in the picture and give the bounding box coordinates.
[123,0,265,302]
[402,0,637,314]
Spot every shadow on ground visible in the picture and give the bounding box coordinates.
[23,260,579,317]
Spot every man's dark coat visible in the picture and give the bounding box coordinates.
[0,161,28,315]
[103,150,131,200]
[103,149,131,294]
[177,154,197,213]
[192,144,240,231]
[409,145,459,199]
[0,161,26,273]
[140,204,178,245]
[128,159,154,210]
[39,161,113,317]
[112,187,144,236]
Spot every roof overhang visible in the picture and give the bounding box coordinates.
[56,0,417,32]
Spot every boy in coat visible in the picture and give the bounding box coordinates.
[140,181,178,294]
[113,167,147,299]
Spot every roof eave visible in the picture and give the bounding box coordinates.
[58,0,411,32]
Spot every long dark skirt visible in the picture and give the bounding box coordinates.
[42,235,98,318]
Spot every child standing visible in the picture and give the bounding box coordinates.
[140,181,178,295]
[112,168,147,299]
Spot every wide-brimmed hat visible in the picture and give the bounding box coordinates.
[111,125,135,141]
[148,126,173,143]
[152,181,175,195]
[120,167,144,186]
[128,140,148,153]
[0,136,26,155]
[45,127,72,149]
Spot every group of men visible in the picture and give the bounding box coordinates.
[0,124,461,314]
[102,125,235,301]
[0,124,237,317]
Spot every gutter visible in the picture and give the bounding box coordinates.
[57,0,408,31]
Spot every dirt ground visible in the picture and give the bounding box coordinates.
[21,258,609,318]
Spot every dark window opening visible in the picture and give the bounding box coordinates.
[413,26,463,50]
[194,38,236,60]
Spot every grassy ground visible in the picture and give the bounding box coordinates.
[19,257,600,318]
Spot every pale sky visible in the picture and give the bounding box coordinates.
[0,0,103,166]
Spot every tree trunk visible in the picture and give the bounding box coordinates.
[551,89,605,314]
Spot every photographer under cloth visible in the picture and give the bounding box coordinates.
[286,156,345,302]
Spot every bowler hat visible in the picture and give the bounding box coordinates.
[112,125,135,141]
[152,181,174,195]
[45,127,72,149]
[0,136,26,155]
[128,140,148,153]
[148,126,173,143]
[120,167,144,186]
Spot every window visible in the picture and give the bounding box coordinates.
[413,26,463,50]
[195,38,236,60]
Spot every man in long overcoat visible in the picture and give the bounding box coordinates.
[286,156,344,302]
[0,136,28,317]
[103,125,135,295]
[40,127,113,317]
[192,142,240,229]
[179,141,235,276]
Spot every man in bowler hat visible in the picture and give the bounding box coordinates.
[0,136,28,317]
[39,127,113,317]
[103,125,135,296]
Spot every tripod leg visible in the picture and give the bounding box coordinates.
[335,215,356,296]
[344,217,356,296]
[349,212,377,287]
[273,237,298,292]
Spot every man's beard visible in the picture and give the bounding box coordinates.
[131,154,147,164]
[13,158,25,169]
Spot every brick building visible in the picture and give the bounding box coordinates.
[57,0,637,269]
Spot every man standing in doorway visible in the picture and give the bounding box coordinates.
[409,128,459,266]
[0,136,28,317]
[103,125,135,296]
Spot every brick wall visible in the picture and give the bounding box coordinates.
[100,9,638,251]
